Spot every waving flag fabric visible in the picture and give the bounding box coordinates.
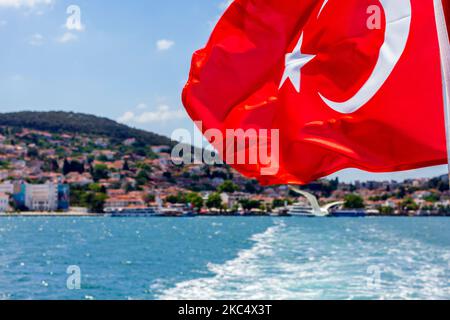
[183,0,450,185]
[445,0,450,27]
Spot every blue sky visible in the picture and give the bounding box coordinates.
[0,0,447,182]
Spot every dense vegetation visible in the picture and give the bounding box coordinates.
[0,111,174,147]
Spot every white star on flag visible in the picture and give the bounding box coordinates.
[279,33,316,92]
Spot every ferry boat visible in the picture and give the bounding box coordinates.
[287,203,316,217]
[107,206,195,218]
[287,187,343,217]
[106,207,165,217]
[160,208,195,217]
[160,203,196,217]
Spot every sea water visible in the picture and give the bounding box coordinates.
[0,217,449,300]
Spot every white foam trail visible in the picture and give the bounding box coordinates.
[158,221,288,300]
[158,220,450,300]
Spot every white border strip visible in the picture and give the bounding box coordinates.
[433,0,450,173]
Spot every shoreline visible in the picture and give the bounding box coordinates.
[1,212,450,218]
[0,212,98,217]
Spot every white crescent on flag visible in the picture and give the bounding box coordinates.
[318,0,412,114]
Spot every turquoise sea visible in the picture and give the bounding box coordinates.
[0,217,449,300]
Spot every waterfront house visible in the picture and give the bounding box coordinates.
[151,145,171,154]
[65,172,94,186]
[0,170,9,181]
[94,138,109,148]
[0,181,14,195]
[25,182,59,212]
[123,138,136,146]
[220,192,250,209]
[104,194,146,210]
[0,192,10,212]
[107,189,126,197]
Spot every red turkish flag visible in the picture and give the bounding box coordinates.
[183,0,449,185]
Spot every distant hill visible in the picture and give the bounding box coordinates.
[0,111,174,147]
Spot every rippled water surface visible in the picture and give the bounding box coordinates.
[0,217,449,300]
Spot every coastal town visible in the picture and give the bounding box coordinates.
[0,123,450,217]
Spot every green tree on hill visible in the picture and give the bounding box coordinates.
[244,181,259,194]
[206,193,223,210]
[240,199,262,212]
[97,154,109,162]
[82,192,107,213]
[62,159,70,175]
[218,180,239,193]
[136,170,150,186]
[90,164,109,182]
[145,194,156,203]
[27,147,39,158]
[50,159,59,171]
[379,206,394,215]
[185,192,204,211]
[272,198,292,208]
[344,194,365,209]
[70,185,107,213]
[0,111,174,147]
[166,193,186,204]
[62,159,85,175]
[424,192,440,203]
[400,198,419,212]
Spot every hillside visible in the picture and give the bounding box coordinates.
[0,111,174,147]
[0,111,447,215]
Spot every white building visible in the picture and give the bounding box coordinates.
[104,195,145,210]
[0,181,14,195]
[220,192,249,209]
[25,183,58,212]
[123,138,136,146]
[151,145,170,154]
[0,192,10,212]
[0,170,9,181]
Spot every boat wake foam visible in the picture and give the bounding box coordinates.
[157,221,287,300]
[158,220,450,300]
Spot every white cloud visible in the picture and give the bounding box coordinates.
[0,0,53,8]
[136,105,184,123]
[118,105,185,124]
[117,111,135,124]
[136,103,148,110]
[29,33,44,46]
[57,32,77,44]
[156,39,175,51]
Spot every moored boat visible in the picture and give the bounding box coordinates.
[106,207,164,217]
[287,203,316,217]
